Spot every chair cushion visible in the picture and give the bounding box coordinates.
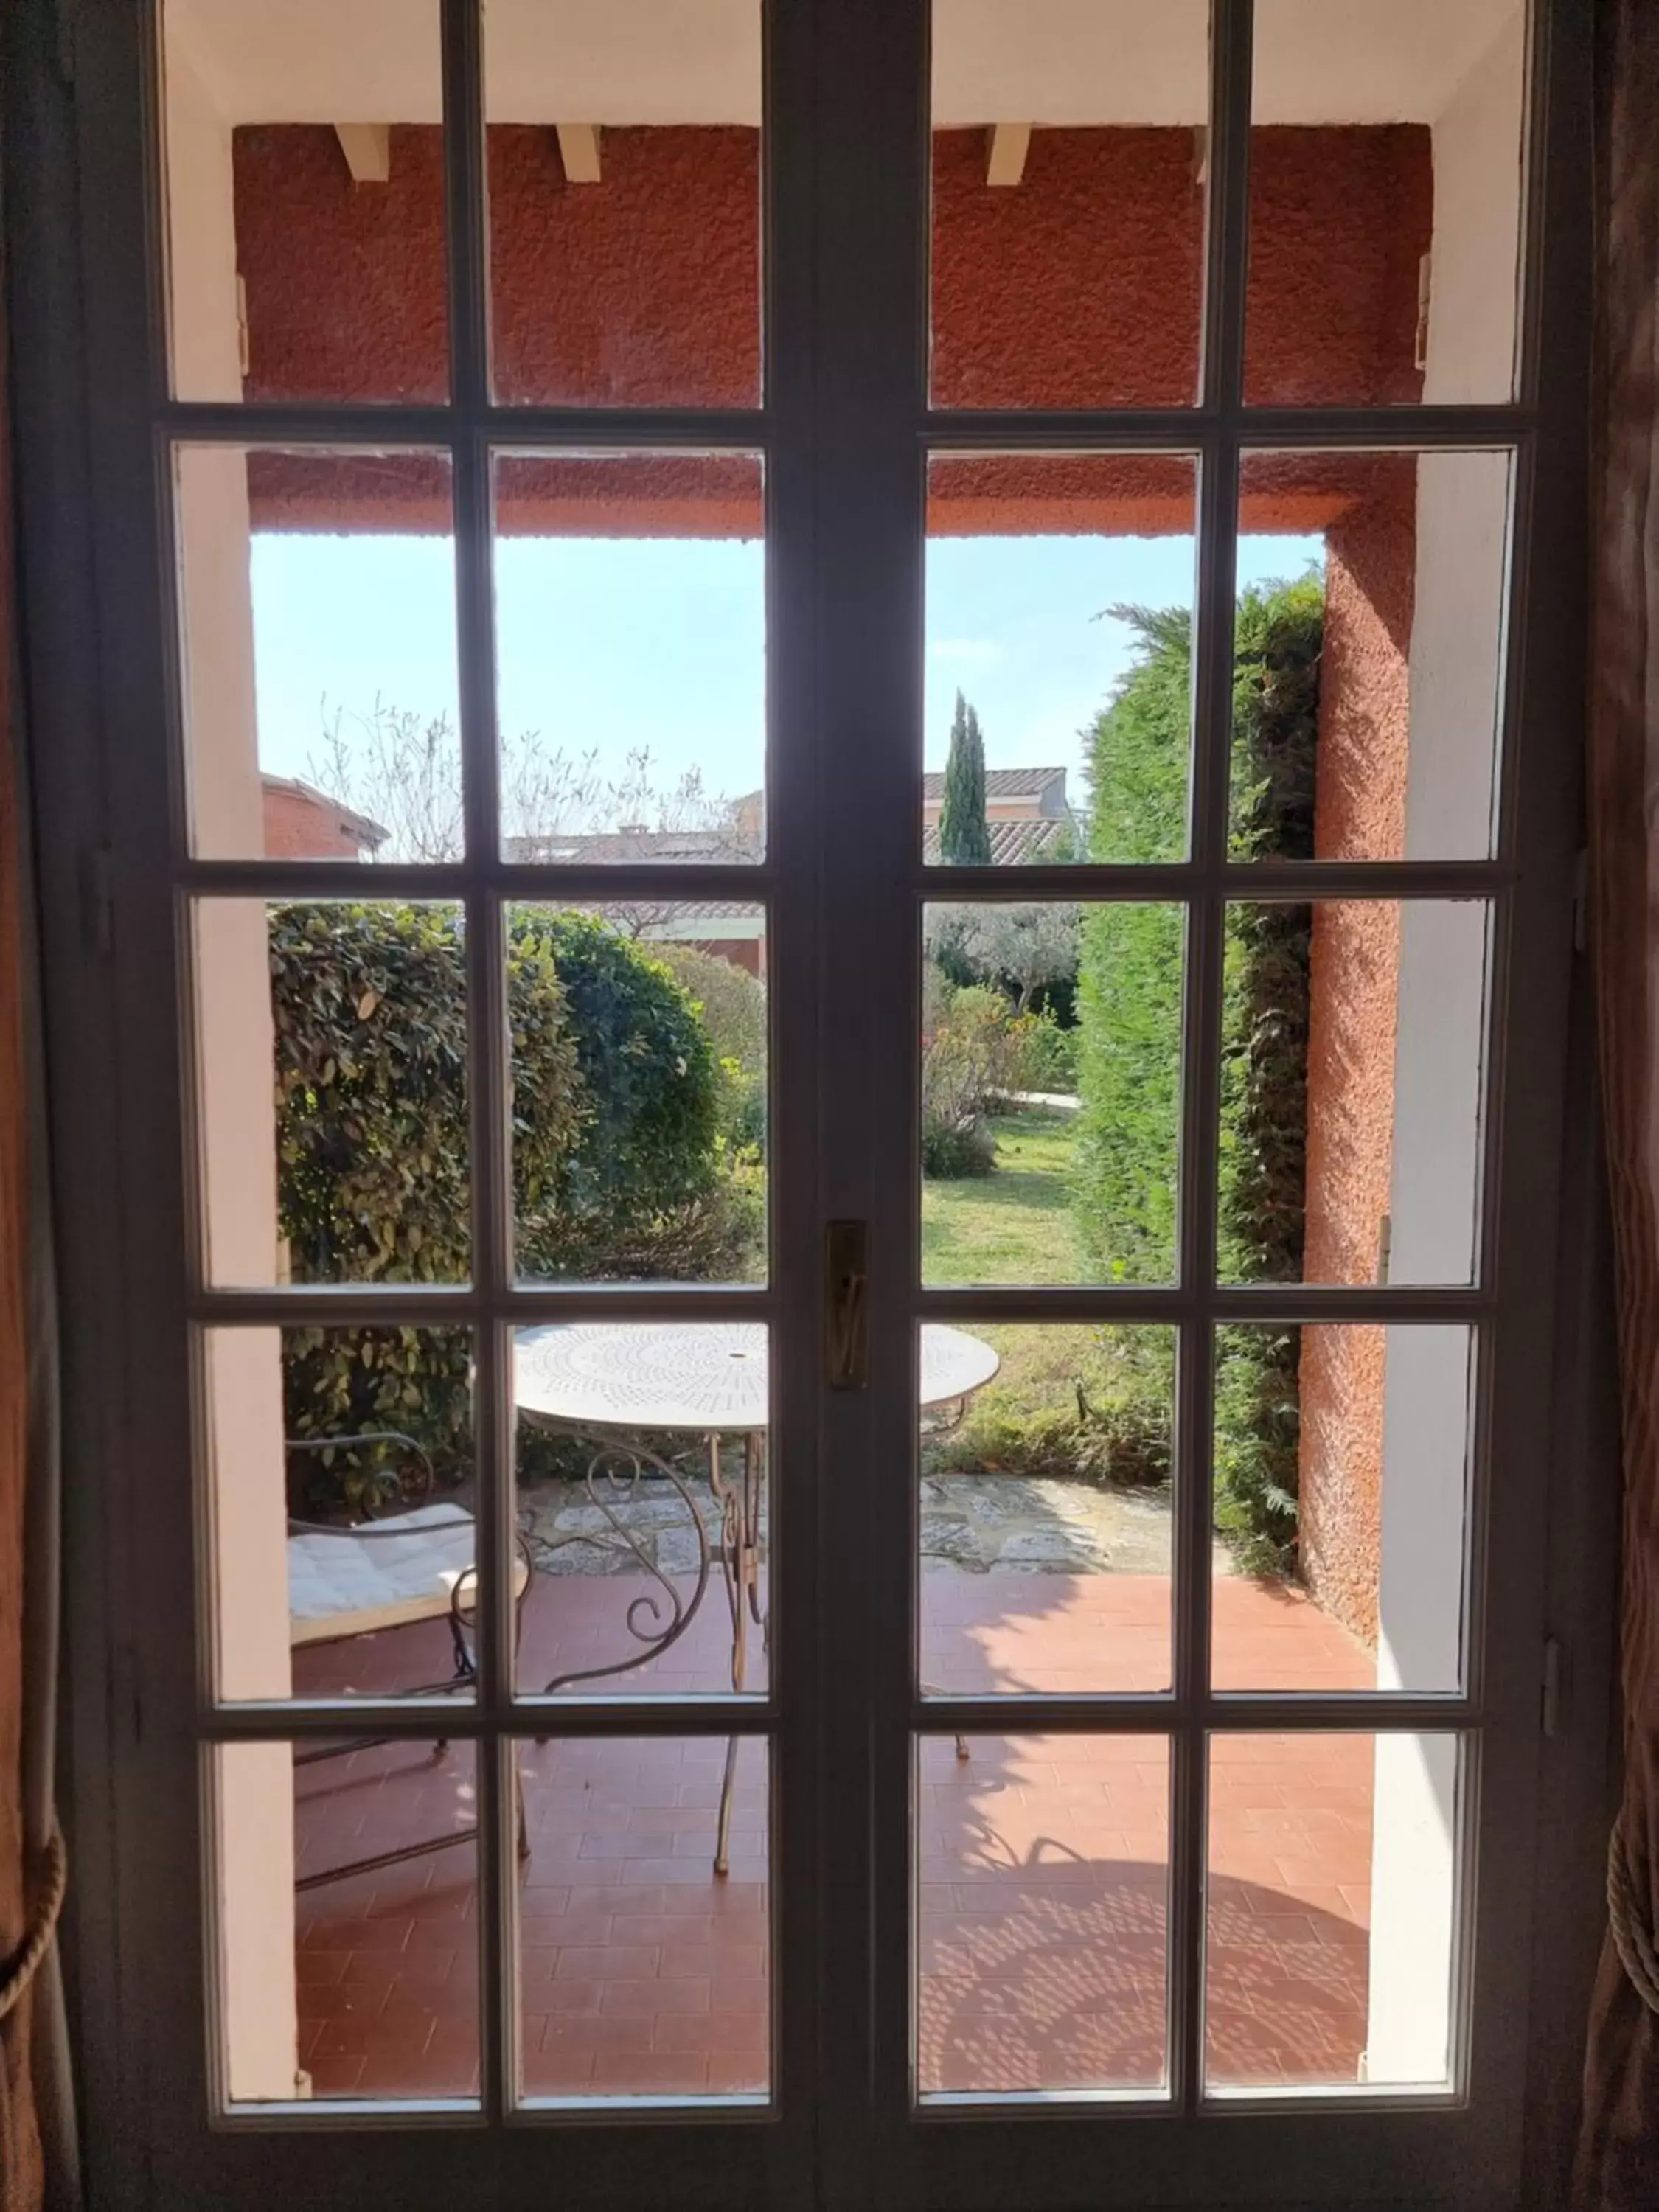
[288,1503,482,1646]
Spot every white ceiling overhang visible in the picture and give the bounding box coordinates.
[169,0,1520,131]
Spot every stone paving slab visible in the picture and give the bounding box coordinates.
[522,1470,1236,1579]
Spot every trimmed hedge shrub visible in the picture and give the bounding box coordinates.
[514,911,722,1276]
[272,904,748,1507]
[1075,579,1321,1566]
[1213,578,1321,1568]
[649,941,768,1157]
[273,902,582,1505]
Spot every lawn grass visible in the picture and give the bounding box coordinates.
[921,1110,1084,1288]
[919,1110,1169,1477]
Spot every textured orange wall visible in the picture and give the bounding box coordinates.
[489,127,761,408]
[231,121,1428,532]
[1242,128,1432,407]
[243,447,1419,544]
[1295,473,1417,1644]
[930,126,1204,408]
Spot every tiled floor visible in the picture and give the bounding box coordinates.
[291,1571,1375,2101]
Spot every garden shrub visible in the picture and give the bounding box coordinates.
[515,915,759,1285]
[935,1392,1172,1488]
[920,981,1019,1178]
[1074,579,1321,1565]
[650,942,768,1157]
[1005,1006,1079,1096]
[271,902,748,1507]
[272,901,580,1506]
[516,911,720,1270]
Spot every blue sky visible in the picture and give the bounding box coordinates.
[250,530,1324,814]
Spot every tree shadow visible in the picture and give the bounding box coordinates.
[919,1732,1371,2096]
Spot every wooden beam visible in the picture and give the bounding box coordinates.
[985,122,1031,187]
[556,123,602,184]
[334,124,391,185]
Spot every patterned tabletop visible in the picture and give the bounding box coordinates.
[515,1321,1000,1433]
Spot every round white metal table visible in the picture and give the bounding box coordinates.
[515,1320,1000,1435]
[515,1320,1000,1869]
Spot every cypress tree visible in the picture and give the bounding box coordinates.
[939,690,992,864]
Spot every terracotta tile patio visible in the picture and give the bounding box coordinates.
[290,1570,1376,2101]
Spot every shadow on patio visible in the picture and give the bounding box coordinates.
[290,1568,1376,2101]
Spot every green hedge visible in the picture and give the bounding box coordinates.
[1214,580,1320,1568]
[272,903,746,1509]
[1074,605,1189,1283]
[516,911,722,1276]
[1075,580,1321,1565]
[647,941,768,1157]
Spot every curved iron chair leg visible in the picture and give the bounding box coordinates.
[714,1735,740,1879]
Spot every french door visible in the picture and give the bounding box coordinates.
[12,0,1602,2204]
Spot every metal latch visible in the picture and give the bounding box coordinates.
[824,1220,869,1390]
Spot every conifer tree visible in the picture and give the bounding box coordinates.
[939,690,992,864]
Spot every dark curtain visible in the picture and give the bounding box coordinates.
[1578,0,1659,2202]
[0,128,73,2212]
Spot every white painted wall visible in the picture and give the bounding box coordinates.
[165,22,301,2104]
[1363,1731,1461,2083]
[170,0,1507,128]
[1422,7,1527,407]
[1400,454,1512,861]
[1364,7,1523,2087]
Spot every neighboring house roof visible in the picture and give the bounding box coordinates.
[505,769,1073,873]
[260,774,388,852]
[921,765,1069,805]
[636,903,765,935]
[922,816,1074,866]
[506,829,762,866]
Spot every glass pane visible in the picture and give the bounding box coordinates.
[164,2,448,403]
[918,1733,1169,2096]
[1219,900,1490,1287]
[1206,1733,1461,2091]
[516,1325,770,1700]
[925,456,1205,866]
[919,1326,1175,1696]
[1211,1326,1472,1691]
[493,454,765,864]
[484,4,762,406]
[1231,453,1512,861]
[509,905,766,1287]
[518,1736,771,2100]
[175,448,461,863]
[1246,1,1526,406]
[215,1739,479,2104]
[922,902,1183,1287]
[930,3,1208,407]
[205,1326,480,1704]
[192,900,468,1290]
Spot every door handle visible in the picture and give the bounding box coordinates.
[824,1219,869,1389]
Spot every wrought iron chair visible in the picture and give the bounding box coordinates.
[285,1432,533,1890]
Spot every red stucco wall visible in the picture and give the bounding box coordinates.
[231,120,1428,532]
[1295,468,1418,1645]
[243,448,1401,543]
